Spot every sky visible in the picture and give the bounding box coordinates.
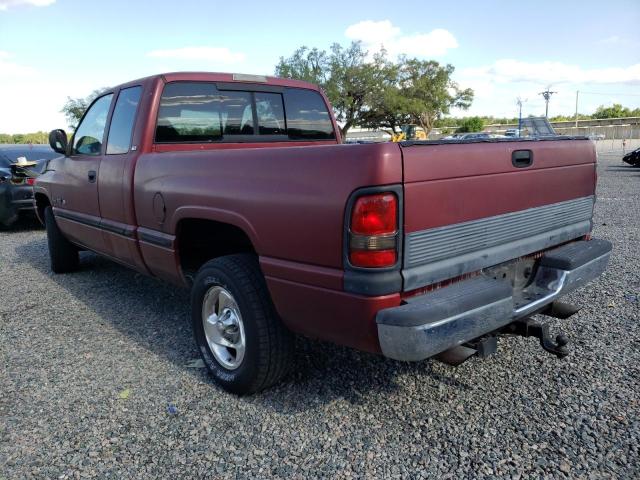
[0,0,639,133]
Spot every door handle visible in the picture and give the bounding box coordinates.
[88,170,97,183]
[512,150,533,168]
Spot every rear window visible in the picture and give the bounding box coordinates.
[283,89,335,140]
[155,82,335,143]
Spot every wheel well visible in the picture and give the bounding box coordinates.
[177,219,256,279]
[34,193,51,225]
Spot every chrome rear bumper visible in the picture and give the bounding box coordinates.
[376,239,612,361]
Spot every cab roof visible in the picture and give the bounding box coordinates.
[117,72,321,91]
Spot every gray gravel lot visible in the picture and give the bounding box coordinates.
[1,153,638,479]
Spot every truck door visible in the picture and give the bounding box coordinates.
[53,93,113,254]
[98,85,148,272]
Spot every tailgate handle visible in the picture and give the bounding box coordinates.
[512,150,533,168]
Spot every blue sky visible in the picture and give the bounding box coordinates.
[1,0,639,133]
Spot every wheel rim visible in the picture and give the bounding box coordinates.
[201,286,246,370]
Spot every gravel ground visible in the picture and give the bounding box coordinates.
[1,153,638,479]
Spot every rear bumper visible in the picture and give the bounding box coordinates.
[376,239,612,361]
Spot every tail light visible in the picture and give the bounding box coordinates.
[26,177,36,186]
[348,193,398,268]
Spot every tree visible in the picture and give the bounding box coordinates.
[275,47,329,86]
[456,116,484,133]
[592,103,640,119]
[61,88,108,129]
[276,44,475,138]
[326,43,393,136]
[397,58,473,135]
[276,42,393,137]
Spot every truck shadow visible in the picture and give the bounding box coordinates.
[16,237,471,413]
[1,215,43,232]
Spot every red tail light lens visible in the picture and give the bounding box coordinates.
[349,249,397,268]
[349,193,399,268]
[351,194,397,235]
[26,177,35,186]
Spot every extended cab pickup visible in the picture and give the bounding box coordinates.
[37,72,612,394]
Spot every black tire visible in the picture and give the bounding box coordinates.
[44,206,79,273]
[191,254,293,394]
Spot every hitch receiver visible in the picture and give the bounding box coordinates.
[435,335,498,366]
[502,318,569,358]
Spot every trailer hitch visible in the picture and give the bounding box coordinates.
[502,318,569,358]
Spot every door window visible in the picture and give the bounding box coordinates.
[73,94,113,155]
[107,86,142,154]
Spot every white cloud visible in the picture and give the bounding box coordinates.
[0,0,55,10]
[454,60,640,119]
[461,60,640,86]
[147,47,246,64]
[345,20,458,58]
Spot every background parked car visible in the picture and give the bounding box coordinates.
[587,133,606,141]
[622,147,640,167]
[0,144,58,228]
[459,132,496,140]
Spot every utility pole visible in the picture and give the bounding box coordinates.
[516,97,527,137]
[574,90,579,128]
[538,87,557,118]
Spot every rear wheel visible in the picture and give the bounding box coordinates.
[44,206,79,273]
[191,254,293,394]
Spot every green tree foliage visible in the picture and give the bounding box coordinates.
[326,44,395,136]
[275,47,329,86]
[276,43,473,137]
[60,88,108,129]
[593,103,640,119]
[396,59,473,135]
[277,42,391,137]
[456,116,484,133]
[0,131,53,144]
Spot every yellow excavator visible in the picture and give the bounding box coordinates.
[391,124,427,142]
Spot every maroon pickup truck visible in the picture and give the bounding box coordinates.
[36,72,612,394]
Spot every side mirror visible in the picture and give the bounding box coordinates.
[49,129,68,155]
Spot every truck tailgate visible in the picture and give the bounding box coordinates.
[400,138,596,291]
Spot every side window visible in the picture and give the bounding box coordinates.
[155,82,255,143]
[255,92,286,135]
[283,89,335,140]
[107,86,142,154]
[73,94,113,155]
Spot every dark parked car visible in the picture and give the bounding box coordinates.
[622,147,640,167]
[0,145,58,228]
